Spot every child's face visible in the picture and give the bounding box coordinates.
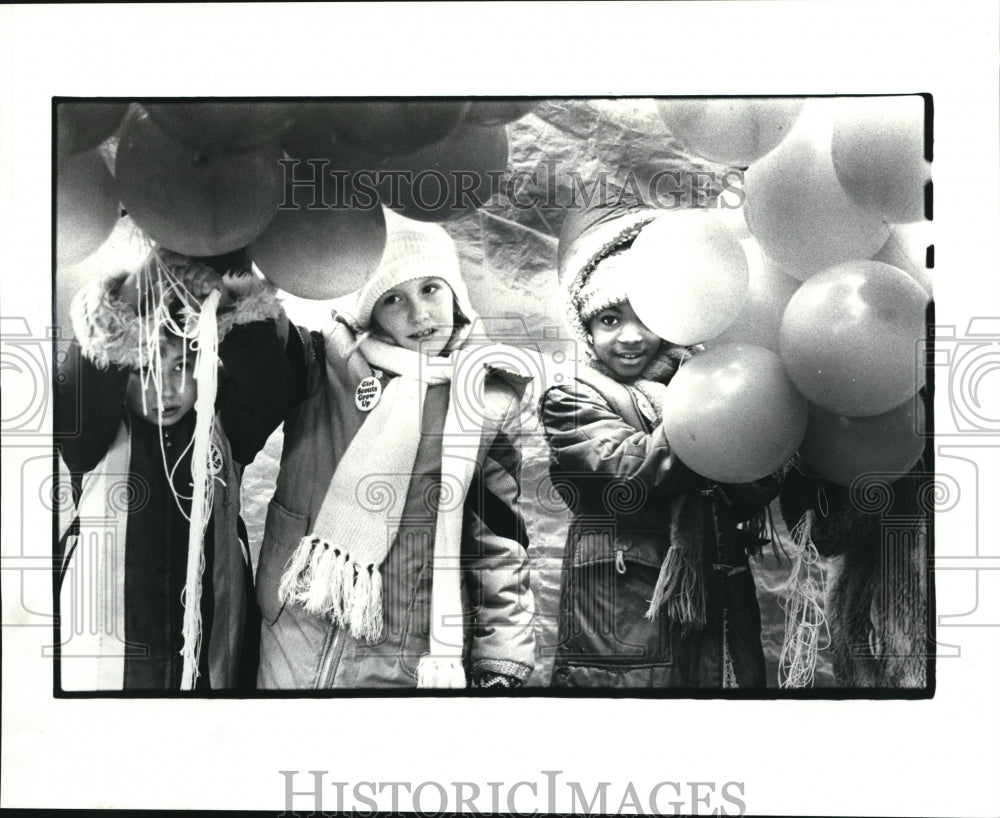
[371,276,456,357]
[587,300,662,379]
[125,339,198,426]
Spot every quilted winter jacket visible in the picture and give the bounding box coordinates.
[256,322,535,689]
[542,369,770,689]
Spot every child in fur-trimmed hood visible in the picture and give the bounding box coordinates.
[542,193,776,688]
[55,249,298,691]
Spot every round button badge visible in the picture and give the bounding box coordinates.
[355,376,382,411]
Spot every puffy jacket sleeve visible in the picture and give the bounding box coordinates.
[56,271,134,473]
[462,383,535,684]
[541,380,703,498]
[213,276,300,466]
[55,338,128,474]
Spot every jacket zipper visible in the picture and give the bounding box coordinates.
[613,388,654,577]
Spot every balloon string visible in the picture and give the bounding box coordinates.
[180,288,221,691]
[132,249,215,519]
[131,246,221,689]
[777,510,831,688]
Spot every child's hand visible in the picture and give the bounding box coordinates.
[178,262,233,310]
[715,472,783,514]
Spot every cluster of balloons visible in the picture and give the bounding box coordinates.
[642,97,931,487]
[56,100,536,298]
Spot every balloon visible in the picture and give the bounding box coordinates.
[282,109,386,166]
[704,237,800,353]
[463,100,537,125]
[56,102,129,158]
[295,101,469,157]
[872,222,933,296]
[623,209,749,345]
[744,101,890,278]
[57,147,120,267]
[116,108,283,256]
[657,97,804,166]
[832,96,930,224]
[250,204,387,300]
[378,125,509,222]
[800,393,926,487]
[714,202,751,240]
[56,215,150,332]
[145,102,299,152]
[661,343,808,483]
[779,260,930,417]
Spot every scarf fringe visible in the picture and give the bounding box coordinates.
[277,537,383,642]
[645,541,706,632]
[416,655,467,689]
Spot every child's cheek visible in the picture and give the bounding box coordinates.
[180,380,199,414]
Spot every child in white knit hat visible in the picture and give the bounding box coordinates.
[542,196,776,689]
[256,208,536,690]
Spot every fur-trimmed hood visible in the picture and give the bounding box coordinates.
[70,270,284,371]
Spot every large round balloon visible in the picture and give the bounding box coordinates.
[714,202,751,240]
[299,101,469,157]
[57,102,129,159]
[800,393,926,487]
[282,108,387,165]
[872,222,933,296]
[657,97,804,166]
[661,343,808,483]
[279,121,389,215]
[779,260,930,417]
[744,102,890,278]
[116,108,283,256]
[705,237,800,353]
[57,147,120,267]
[250,204,387,300]
[463,100,537,126]
[377,124,509,222]
[145,102,299,153]
[831,96,930,224]
[623,210,749,345]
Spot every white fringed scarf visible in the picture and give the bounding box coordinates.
[278,336,501,688]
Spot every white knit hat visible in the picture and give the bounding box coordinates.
[345,208,474,333]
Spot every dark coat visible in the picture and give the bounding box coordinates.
[55,272,296,690]
[542,366,771,688]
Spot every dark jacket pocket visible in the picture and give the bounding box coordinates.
[560,529,673,669]
[573,529,666,570]
[256,500,310,626]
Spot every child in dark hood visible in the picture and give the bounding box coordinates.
[542,199,776,688]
